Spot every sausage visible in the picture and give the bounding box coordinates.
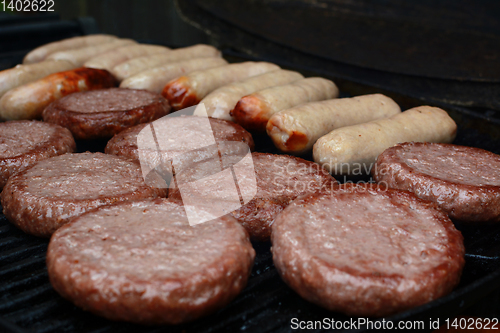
[47,199,255,324]
[46,39,137,67]
[267,94,401,154]
[1,152,167,237]
[0,67,117,120]
[83,44,170,72]
[0,60,76,99]
[23,34,118,64]
[43,88,171,140]
[313,106,457,175]
[119,57,227,93]
[373,142,500,222]
[111,44,221,81]
[0,121,75,190]
[196,69,304,121]
[271,184,465,317]
[231,77,339,132]
[162,62,280,111]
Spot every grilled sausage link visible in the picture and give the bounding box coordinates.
[313,106,457,175]
[120,57,228,93]
[162,62,280,111]
[111,44,221,81]
[84,44,170,72]
[267,94,401,154]
[196,69,304,121]
[0,60,76,99]
[23,34,118,64]
[46,39,136,67]
[231,77,339,132]
[0,67,117,120]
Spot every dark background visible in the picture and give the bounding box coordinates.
[54,0,208,46]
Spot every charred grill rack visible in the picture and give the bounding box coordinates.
[1,4,500,332]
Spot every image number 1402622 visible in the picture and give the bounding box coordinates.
[1,0,55,12]
[137,104,257,226]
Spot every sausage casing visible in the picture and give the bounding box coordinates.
[267,94,401,154]
[119,57,228,93]
[84,44,170,72]
[197,69,304,121]
[0,60,76,99]
[23,34,118,64]
[231,77,338,131]
[313,106,457,175]
[162,62,280,111]
[46,39,136,67]
[111,44,221,81]
[0,67,117,120]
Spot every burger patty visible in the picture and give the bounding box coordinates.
[105,115,255,162]
[169,152,336,241]
[271,184,465,317]
[47,199,255,325]
[373,142,500,222]
[0,120,76,189]
[42,88,171,139]
[1,152,166,237]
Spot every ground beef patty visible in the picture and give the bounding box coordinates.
[105,115,255,162]
[1,152,166,237]
[271,184,465,317]
[47,199,255,325]
[169,152,336,241]
[373,142,500,222]
[42,88,171,139]
[0,120,75,189]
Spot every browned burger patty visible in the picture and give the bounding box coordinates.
[271,184,465,317]
[0,120,75,190]
[169,152,336,241]
[1,152,166,237]
[42,88,171,139]
[373,142,500,222]
[105,115,255,162]
[47,198,255,325]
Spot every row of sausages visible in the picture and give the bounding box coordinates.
[0,34,456,177]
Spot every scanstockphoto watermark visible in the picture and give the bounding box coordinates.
[291,317,500,331]
[291,317,429,330]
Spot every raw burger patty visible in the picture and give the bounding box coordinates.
[169,152,336,241]
[1,152,166,237]
[0,120,75,189]
[42,88,171,139]
[271,184,465,317]
[373,142,500,222]
[47,199,255,325]
[105,115,255,162]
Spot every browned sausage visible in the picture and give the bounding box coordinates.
[0,67,117,120]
